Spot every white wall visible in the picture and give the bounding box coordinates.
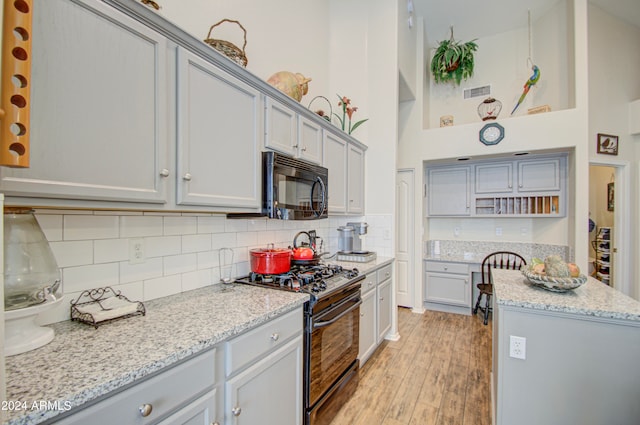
[158,0,330,103]
[426,1,573,128]
[587,3,640,298]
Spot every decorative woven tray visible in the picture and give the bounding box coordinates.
[522,267,587,292]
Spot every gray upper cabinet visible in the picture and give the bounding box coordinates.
[264,98,298,157]
[265,98,323,165]
[297,115,323,164]
[176,48,261,210]
[475,162,514,194]
[517,158,562,192]
[323,132,348,213]
[347,144,365,214]
[427,166,471,216]
[0,0,170,204]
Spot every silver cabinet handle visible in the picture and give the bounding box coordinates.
[270,333,279,341]
[360,312,364,317]
[301,145,307,152]
[183,173,192,181]
[159,168,170,177]
[211,422,220,425]
[139,404,153,417]
[385,272,390,277]
[444,267,448,271]
[232,406,242,417]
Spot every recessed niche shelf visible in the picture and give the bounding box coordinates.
[475,196,560,216]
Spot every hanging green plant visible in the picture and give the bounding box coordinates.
[430,27,478,85]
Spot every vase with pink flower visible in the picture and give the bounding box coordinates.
[333,94,368,135]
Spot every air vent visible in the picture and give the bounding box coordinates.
[463,85,491,100]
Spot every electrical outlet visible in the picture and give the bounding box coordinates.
[129,238,146,264]
[495,227,503,236]
[509,335,526,360]
[454,227,460,237]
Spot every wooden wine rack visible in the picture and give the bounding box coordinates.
[0,0,33,167]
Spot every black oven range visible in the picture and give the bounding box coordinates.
[235,263,363,425]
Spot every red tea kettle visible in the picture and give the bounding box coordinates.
[291,231,318,263]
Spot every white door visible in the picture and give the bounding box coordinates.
[395,169,414,307]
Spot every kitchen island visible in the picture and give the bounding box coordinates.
[491,269,640,425]
[3,284,308,425]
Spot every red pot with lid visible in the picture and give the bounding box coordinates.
[250,244,292,274]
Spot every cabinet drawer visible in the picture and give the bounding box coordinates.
[226,308,302,376]
[361,273,377,295]
[56,348,216,425]
[376,264,393,283]
[425,261,469,275]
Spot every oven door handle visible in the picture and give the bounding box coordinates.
[313,298,362,329]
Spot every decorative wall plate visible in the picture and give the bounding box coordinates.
[479,122,504,145]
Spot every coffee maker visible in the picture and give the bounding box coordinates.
[337,222,376,262]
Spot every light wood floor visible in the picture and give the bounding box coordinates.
[330,308,492,425]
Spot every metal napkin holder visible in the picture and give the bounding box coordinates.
[70,287,145,328]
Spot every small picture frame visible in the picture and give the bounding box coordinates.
[597,133,618,155]
[607,182,614,212]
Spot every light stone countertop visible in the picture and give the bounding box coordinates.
[492,269,640,322]
[3,284,309,425]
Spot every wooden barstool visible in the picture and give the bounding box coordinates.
[473,251,527,325]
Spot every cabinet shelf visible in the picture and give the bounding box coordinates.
[474,196,560,216]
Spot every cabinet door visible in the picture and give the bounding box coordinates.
[0,0,169,203]
[225,336,302,425]
[358,288,377,366]
[297,116,323,164]
[424,271,470,307]
[176,48,261,209]
[427,167,470,216]
[323,132,347,213]
[475,163,513,193]
[265,98,297,156]
[156,389,219,425]
[517,158,561,192]
[377,278,392,343]
[347,144,365,214]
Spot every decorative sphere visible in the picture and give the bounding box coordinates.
[267,71,312,102]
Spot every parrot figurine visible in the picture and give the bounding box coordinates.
[511,64,540,115]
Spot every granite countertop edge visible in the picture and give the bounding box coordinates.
[4,284,309,425]
[492,269,640,323]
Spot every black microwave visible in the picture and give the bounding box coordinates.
[263,151,328,220]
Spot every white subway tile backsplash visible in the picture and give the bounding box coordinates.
[145,236,182,258]
[181,269,213,292]
[62,263,119,293]
[64,215,119,240]
[197,215,226,234]
[211,232,237,249]
[236,231,258,247]
[247,219,268,232]
[94,238,128,264]
[35,210,394,325]
[144,275,182,301]
[182,234,212,253]
[163,253,197,276]
[35,214,63,241]
[120,257,163,284]
[49,240,94,267]
[225,219,248,233]
[120,215,163,238]
[164,216,197,236]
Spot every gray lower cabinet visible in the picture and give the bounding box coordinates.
[54,348,220,425]
[358,274,377,365]
[358,263,393,366]
[224,307,303,425]
[424,261,472,314]
[0,0,170,204]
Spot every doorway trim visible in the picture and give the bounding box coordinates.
[589,158,630,295]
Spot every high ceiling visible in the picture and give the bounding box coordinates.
[415,0,640,45]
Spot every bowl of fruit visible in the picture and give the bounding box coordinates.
[522,255,587,292]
